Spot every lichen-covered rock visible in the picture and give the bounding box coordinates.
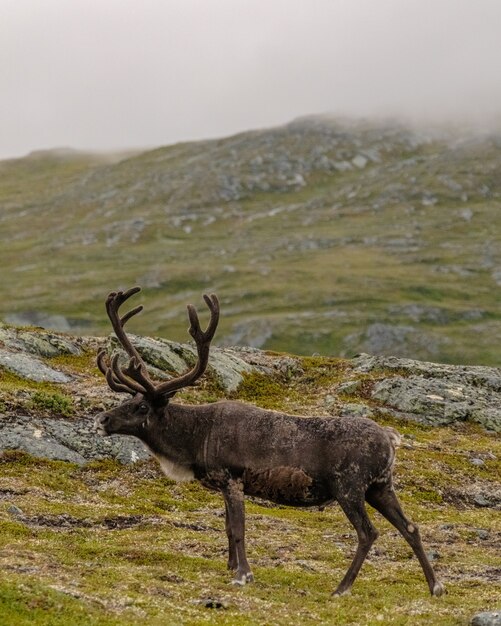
[108,334,189,375]
[0,349,71,383]
[339,403,374,419]
[209,347,255,391]
[0,415,149,464]
[471,611,501,626]
[353,353,501,432]
[0,326,82,357]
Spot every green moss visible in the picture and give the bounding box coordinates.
[47,351,97,374]
[28,391,74,417]
[233,371,298,410]
[0,579,130,626]
[0,449,74,468]
[179,370,227,404]
[0,366,82,417]
[0,520,33,539]
[298,356,350,387]
[410,488,444,504]
[0,366,60,393]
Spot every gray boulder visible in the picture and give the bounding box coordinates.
[353,354,501,432]
[471,612,501,626]
[0,326,81,357]
[0,415,149,465]
[0,349,71,383]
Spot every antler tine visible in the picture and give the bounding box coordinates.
[122,357,157,396]
[109,354,150,395]
[97,350,138,394]
[106,366,135,394]
[155,293,220,396]
[105,287,144,362]
[121,305,143,325]
[188,294,219,342]
[100,286,160,396]
[97,349,109,376]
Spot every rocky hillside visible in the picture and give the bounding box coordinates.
[0,326,500,625]
[0,323,500,462]
[0,116,500,365]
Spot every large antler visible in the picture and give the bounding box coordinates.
[97,286,219,398]
[153,293,219,396]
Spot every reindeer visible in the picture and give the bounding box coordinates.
[95,287,444,597]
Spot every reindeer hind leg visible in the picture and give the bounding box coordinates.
[366,481,444,596]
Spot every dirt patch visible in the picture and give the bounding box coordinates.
[442,485,501,510]
[21,513,94,528]
[101,515,147,529]
[447,566,501,583]
[171,520,219,532]
[18,513,157,530]
[0,487,29,498]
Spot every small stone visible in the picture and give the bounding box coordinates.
[426,550,440,561]
[297,560,317,571]
[333,160,353,172]
[471,611,501,626]
[337,380,361,394]
[324,394,336,407]
[7,504,24,517]
[475,529,489,540]
[473,494,491,508]
[470,458,485,466]
[352,155,368,169]
[339,403,373,419]
[200,597,227,609]
[422,194,438,206]
[459,208,473,222]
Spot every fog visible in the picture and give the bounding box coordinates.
[2,0,501,159]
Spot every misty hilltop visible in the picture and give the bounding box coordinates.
[0,115,500,365]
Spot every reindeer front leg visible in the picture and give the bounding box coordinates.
[222,478,253,585]
[223,499,238,571]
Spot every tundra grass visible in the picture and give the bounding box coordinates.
[1,416,499,626]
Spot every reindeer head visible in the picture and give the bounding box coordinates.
[95,287,219,438]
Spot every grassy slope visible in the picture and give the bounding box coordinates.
[0,120,500,364]
[1,353,500,625]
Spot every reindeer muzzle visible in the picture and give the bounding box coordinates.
[94,412,110,436]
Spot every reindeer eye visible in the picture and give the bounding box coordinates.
[138,403,149,414]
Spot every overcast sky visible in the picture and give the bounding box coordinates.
[1,0,501,159]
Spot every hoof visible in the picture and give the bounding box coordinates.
[332,588,351,597]
[432,581,446,597]
[231,572,254,586]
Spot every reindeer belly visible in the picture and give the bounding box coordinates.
[242,466,331,507]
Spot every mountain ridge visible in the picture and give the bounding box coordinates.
[1,115,500,365]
